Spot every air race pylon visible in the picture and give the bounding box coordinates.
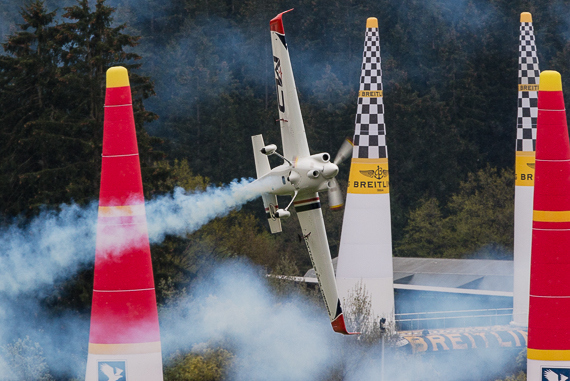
[512,12,540,327]
[336,17,395,324]
[85,67,163,381]
[527,71,570,380]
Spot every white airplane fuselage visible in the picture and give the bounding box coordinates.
[248,9,355,335]
[257,155,339,196]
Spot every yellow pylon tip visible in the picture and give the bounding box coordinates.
[366,17,378,29]
[106,66,130,88]
[540,70,562,92]
[520,12,532,23]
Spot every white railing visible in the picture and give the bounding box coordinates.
[395,308,513,330]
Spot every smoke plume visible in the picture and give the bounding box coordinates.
[0,178,261,297]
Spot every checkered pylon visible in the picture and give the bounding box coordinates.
[516,14,540,152]
[353,18,387,159]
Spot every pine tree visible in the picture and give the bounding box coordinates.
[0,0,167,217]
[0,1,64,215]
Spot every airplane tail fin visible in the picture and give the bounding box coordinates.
[252,134,282,233]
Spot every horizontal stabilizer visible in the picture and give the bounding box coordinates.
[252,134,271,178]
[252,134,282,233]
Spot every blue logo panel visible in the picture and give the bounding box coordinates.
[542,367,570,381]
[98,360,126,381]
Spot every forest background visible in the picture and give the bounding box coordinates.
[0,0,569,379]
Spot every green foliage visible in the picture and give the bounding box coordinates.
[0,0,167,217]
[493,349,527,380]
[155,159,210,192]
[184,211,279,266]
[396,166,514,258]
[164,348,234,381]
[495,371,527,381]
[303,66,355,155]
[2,337,54,380]
[516,348,527,369]
[394,197,447,258]
[386,84,473,239]
[445,166,515,256]
[267,253,320,298]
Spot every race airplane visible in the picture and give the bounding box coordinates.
[251,9,355,335]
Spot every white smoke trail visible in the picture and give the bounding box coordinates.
[0,203,98,295]
[145,177,265,243]
[0,177,263,296]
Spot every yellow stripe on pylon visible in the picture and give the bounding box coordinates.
[88,341,162,355]
[98,205,146,217]
[528,348,570,361]
[533,210,570,222]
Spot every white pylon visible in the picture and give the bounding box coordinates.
[512,11,539,328]
[336,17,395,324]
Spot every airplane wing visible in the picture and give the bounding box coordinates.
[294,192,356,334]
[270,10,311,161]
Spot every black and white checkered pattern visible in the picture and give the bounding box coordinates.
[516,22,539,152]
[353,27,387,159]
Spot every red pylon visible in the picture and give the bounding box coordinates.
[527,70,570,379]
[86,66,163,381]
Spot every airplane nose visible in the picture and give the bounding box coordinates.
[322,163,339,179]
